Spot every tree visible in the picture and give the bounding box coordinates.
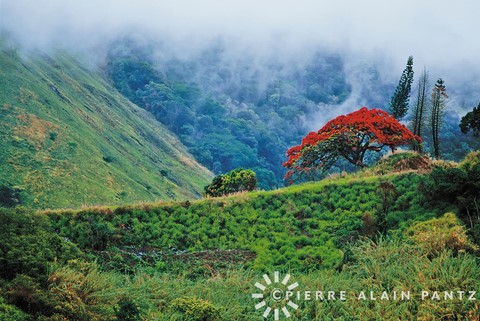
[430,78,448,159]
[389,56,414,120]
[204,168,257,197]
[460,103,480,137]
[0,186,22,208]
[283,107,421,182]
[411,68,429,152]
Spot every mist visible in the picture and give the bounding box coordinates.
[2,0,480,122]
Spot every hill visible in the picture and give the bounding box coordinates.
[46,153,443,271]
[2,152,480,320]
[4,152,473,320]
[0,43,212,209]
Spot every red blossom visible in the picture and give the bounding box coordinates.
[283,107,421,181]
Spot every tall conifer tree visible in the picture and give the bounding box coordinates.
[430,78,448,159]
[389,56,414,120]
[411,68,429,153]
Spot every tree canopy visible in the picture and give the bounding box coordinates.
[283,107,421,182]
[204,168,257,197]
[460,103,480,137]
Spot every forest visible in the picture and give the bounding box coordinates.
[106,39,480,189]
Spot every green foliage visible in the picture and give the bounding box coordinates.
[115,297,142,321]
[0,46,211,209]
[171,297,222,321]
[47,261,120,321]
[204,168,257,197]
[389,56,414,120]
[406,213,478,256]
[0,297,30,321]
[330,237,480,320]
[47,172,435,272]
[3,274,56,316]
[460,103,480,137]
[0,185,22,207]
[421,151,480,242]
[1,160,478,320]
[106,39,352,189]
[0,207,81,280]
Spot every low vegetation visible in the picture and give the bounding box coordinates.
[0,45,212,209]
[1,150,479,320]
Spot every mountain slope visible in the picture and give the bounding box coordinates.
[0,44,212,209]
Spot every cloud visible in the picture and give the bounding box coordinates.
[1,0,479,114]
[2,0,479,63]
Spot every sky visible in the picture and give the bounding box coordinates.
[1,0,479,66]
[1,0,479,113]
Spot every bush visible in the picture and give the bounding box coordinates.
[406,213,478,256]
[3,274,56,316]
[115,297,142,321]
[47,261,119,321]
[0,186,22,208]
[171,297,222,321]
[204,168,257,197]
[0,207,82,280]
[421,152,480,242]
[0,297,30,321]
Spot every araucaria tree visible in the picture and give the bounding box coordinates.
[411,68,429,153]
[430,78,448,159]
[389,56,414,120]
[460,103,480,137]
[283,107,421,182]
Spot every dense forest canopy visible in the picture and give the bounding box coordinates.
[106,38,480,188]
[106,38,352,189]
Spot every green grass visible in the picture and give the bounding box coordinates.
[46,167,441,272]
[0,44,212,209]
[3,153,479,320]
[39,238,480,320]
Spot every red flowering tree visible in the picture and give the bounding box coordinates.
[283,107,421,182]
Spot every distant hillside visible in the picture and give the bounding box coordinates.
[0,44,212,209]
[106,39,353,189]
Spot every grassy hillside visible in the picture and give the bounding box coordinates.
[2,153,480,320]
[46,153,444,272]
[0,44,212,209]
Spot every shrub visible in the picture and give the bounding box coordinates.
[204,168,257,197]
[406,213,478,256]
[0,297,30,321]
[47,261,119,321]
[421,152,480,242]
[4,274,56,316]
[0,207,82,280]
[0,186,22,208]
[115,297,142,321]
[171,297,222,321]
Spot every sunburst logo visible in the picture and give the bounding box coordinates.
[251,271,299,320]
